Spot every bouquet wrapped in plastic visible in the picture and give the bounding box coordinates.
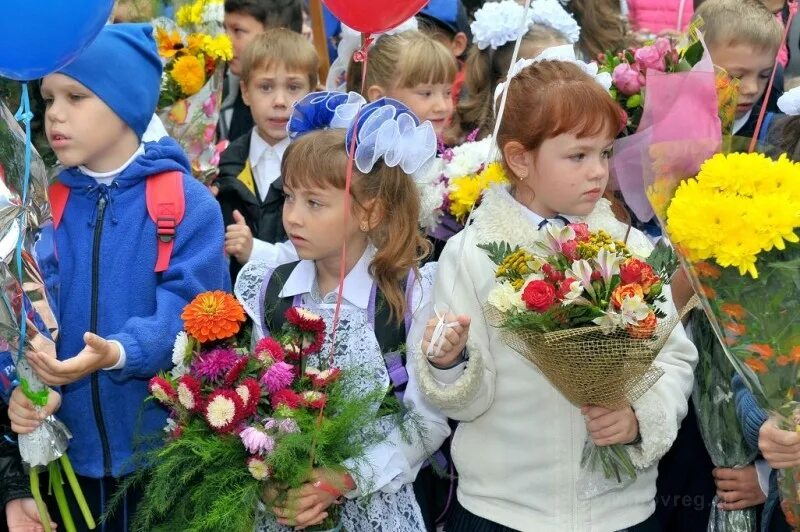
[153,0,232,183]
[124,291,406,532]
[480,225,687,498]
[692,312,758,532]
[0,100,94,531]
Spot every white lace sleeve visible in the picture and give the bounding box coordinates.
[234,260,273,341]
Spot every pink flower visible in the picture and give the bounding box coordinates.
[612,63,644,96]
[260,362,295,393]
[278,418,299,434]
[235,378,262,417]
[176,375,203,411]
[254,337,285,366]
[240,426,276,455]
[568,223,591,242]
[654,37,671,56]
[202,93,217,118]
[561,240,580,261]
[191,348,239,382]
[634,45,665,72]
[203,123,216,143]
[148,376,176,404]
[224,357,250,387]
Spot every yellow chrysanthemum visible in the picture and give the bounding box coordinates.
[171,55,206,96]
[448,162,508,221]
[665,152,800,278]
[203,34,233,61]
[186,33,206,55]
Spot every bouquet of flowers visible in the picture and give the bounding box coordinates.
[692,312,758,532]
[124,291,397,532]
[416,132,503,240]
[481,224,685,497]
[649,151,800,527]
[599,31,738,136]
[153,0,232,184]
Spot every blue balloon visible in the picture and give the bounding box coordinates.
[0,1,115,81]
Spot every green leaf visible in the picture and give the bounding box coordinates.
[646,240,679,279]
[682,41,704,67]
[477,241,518,265]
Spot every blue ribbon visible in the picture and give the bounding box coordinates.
[13,83,33,363]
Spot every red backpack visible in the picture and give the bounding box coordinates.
[49,171,185,273]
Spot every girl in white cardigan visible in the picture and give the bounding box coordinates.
[413,57,698,531]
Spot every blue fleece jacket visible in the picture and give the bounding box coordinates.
[53,138,228,478]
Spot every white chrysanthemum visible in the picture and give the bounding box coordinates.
[487,281,526,312]
[418,179,447,231]
[443,136,495,179]
[172,331,189,366]
[206,394,237,428]
[531,0,581,44]
[248,457,270,481]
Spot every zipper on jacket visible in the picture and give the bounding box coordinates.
[90,195,113,477]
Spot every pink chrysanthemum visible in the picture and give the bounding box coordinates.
[305,367,342,388]
[254,337,285,366]
[176,375,203,412]
[235,378,262,417]
[148,376,176,404]
[240,426,276,455]
[278,418,300,434]
[191,347,239,382]
[260,362,295,394]
[204,389,244,433]
[224,356,250,387]
[247,456,270,481]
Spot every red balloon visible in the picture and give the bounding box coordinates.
[322,0,428,35]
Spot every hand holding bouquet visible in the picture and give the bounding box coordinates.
[481,224,686,497]
[124,292,397,532]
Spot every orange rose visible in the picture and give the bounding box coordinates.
[627,311,657,339]
[620,258,660,292]
[611,283,644,310]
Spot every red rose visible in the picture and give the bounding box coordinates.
[620,258,659,292]
[522,280,557,312]
[568,223,591,242]
[557,278,578,300]
[542,263,564,283]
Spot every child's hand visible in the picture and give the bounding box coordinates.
[270,468,354,529]
[582,405,639,446]
[759,418,800,469]
[421,312,471,369]
[28,332,120,386]
[8,386,61,434]
[5,497,57,532]
[224,210,254,264]
[712,466,766,510]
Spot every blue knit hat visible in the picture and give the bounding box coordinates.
[58,23,162,140]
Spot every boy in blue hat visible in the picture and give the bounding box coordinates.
[8,23,228,531]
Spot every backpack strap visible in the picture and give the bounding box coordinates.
[146,171,185,273]
[49,182,70,230]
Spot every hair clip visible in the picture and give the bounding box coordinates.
[287,91,366,139]
[778,86,800,116]
[471,0,580,51]
[345,98,437,179]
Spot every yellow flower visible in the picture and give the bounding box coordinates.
[186,33,207,55]
[203,34,233,61]
[448,162,508,221]
[171,55,206,96]
[665,152,800,278]
[156,27,184,59]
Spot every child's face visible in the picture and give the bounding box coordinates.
[224,11,266,76]
[386,82,454,136]
[709,42,775,118]
[282,182,368,263]
[241,64,311,145]
[41,73,138,172]
[515,131,614,218]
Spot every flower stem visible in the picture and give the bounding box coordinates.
[59,455,96,529]
[49,462,77,532]
[29,469,53,532]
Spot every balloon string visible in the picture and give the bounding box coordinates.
[13,83,33,364]
[430,0,533,357]
[327,34,372,367]
[749,0,797,153]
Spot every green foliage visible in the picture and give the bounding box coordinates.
[646,240,679,281]
[477,241,518,266]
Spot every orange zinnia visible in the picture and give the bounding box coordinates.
[747,344,774,359]
[744,357,768,374]
[720,303,746,321]
[723,322,746,336]
[694,262,721,279]
[699,284,716,299]
[181,291,246,343]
